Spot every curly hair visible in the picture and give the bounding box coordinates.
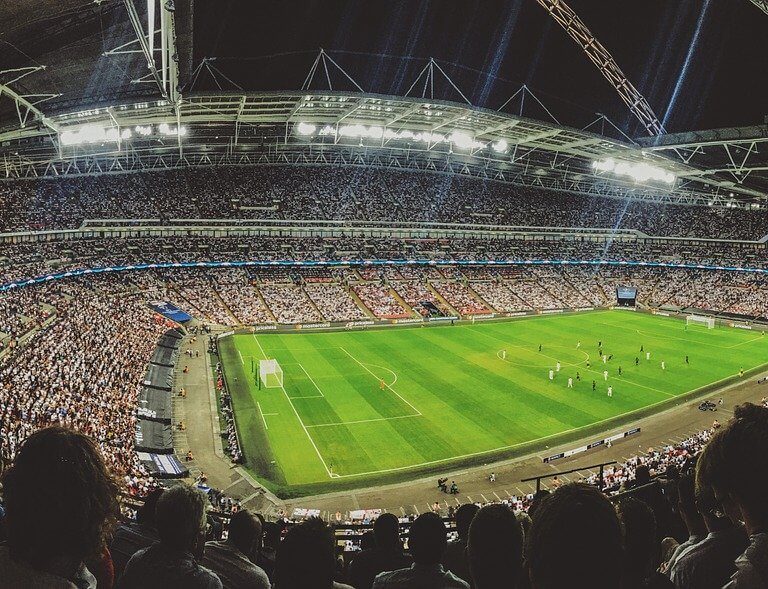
[1,427,121,571]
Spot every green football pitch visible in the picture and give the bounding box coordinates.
[218,310,768,497]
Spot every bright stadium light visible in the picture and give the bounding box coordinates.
[60,125,121,146]
[492,139,508,153]
[592,158,675,184]
[449,131,484,150]
[296,122,316,136]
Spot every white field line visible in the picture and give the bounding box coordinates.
[339,346,422,416]
[253,335,336,478]
[238,349,244,365]
[256,402,269,430]
[298,363,326,397]
[306,413,422,428]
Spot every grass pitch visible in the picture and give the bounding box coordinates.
[218,311,768,497]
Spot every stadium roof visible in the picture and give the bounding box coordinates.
[1,1,766,207]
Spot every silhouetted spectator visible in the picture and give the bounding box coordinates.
[372,512,468,588]
[256,521,281,581]
[273,517,353,589]
[698,402,768,588]
[662,475,706,575]
[0,427,120,588]
[467,504,524,589]
[203,509,270,588]
[348,513,412,589]
[526,483,623,589]
[442,503,479,585]
[110,488,164,579]
[118,484,222,589]
[617,498,673,589]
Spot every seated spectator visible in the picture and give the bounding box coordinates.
[442,503,479,585]
[0,427,120,589]
[697,402,768,588]
[467,504,524,589]
[203,509,270,589]
[616,498,673,589]
[348,513,412,589]
[118,484,222,589]
[669,480,747,589]
[372,512,469,588]
[661,475,706,576]
[273,517,353,589]
[525,483,623,589]
[256,521,281,582]
[110,488,164,580]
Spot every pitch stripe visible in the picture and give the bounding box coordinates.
[339,346,422,416]
[305,413,422,428]
[298,363,325,397]
[253,335,336,478]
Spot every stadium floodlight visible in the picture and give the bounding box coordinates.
[449,131,485,150]
[60,125,122,146]
[296,122,316,136]
[492,139,509,153]
[592,158,675,184]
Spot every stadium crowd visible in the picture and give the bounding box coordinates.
[0,402,766,588]
[2,165,768,240]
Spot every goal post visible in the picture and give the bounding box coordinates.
[686,314,715,329]
[259,359,284,388]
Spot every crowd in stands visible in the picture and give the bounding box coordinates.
[431,281,492,316]
[2,165,768,240]
[1,403,767,588]
[352,284,410,319]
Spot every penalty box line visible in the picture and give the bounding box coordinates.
[339,346,422,417]
[253,335,338,478]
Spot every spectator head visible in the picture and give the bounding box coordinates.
[677,474,704,535]
[155,484,208,554]
[634,464,651,486]
[372,512,400,550]
[360,530,376,551]
[454,503,480,541]
[274,517,335,589]
[696,402,768,533]
[526,483,623,589]
[616,498,658,584]
[136,487,163,525]
[1,427,120,576]
[527,489,550,520]
[228,509,262,557]
[467,504,523,589]
[408,512,447,566]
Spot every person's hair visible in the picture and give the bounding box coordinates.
[527,489,550,520]
[467,504,523,589]
[274,517,335,589]
[634,464,651,486]
[408,512,447,565]
[373,513,400,549]
[696,402,768,519]
[228,509,261,556]
[1,427,120,571]
[454,503,480,540]
[616,498,658,583]
[262,521,282,550]
[677,474,697,517]
[360,530,376,551]
[155,484,207,551]
[526,483,623,589]
[136,488,164,525]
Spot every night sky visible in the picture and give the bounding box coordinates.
[192,0,768,138]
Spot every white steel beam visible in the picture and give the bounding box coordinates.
[533,0,664,136]
[747,0,768,15]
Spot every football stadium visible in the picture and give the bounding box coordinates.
[0,1,767,587]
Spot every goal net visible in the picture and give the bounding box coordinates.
[259,359,284,388]
[686,314,715,329]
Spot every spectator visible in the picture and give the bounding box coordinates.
[110,488,164,579]
[526,483,623,589]
[203,509,270,589]
[118,484,222,589]
[661,475,706,576]
[442,503,479,585]
[372,512,469,588]
[616,498,673,589]
[273,517,353,589]
[256,521,281,581]
[348,513,412,589]
[0,427,120,589]
[467,504,524,589]
[669,480,747,589]
[697,402,768,588]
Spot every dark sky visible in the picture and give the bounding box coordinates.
[192,0,768,139]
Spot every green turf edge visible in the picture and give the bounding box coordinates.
[218,336,286,491]
[220,321,768,499]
